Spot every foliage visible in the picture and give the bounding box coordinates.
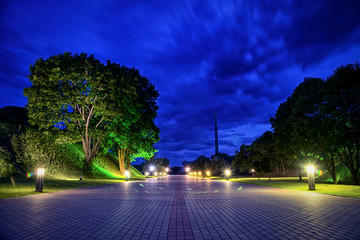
[0,147,16,177]
[270,63,360,184]
[24,52,159,170]
[102,63,160,172]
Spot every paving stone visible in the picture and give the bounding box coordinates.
[1,175,360,239]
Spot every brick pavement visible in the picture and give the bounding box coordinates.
[0,175,359,240]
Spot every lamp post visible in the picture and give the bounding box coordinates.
[145,172,149,178]
[225,170,230,180]
[307,166,315,190]
[125,170,130,181]
[251,169,255,178]
[149,166,155,176]
[36,168,45,192]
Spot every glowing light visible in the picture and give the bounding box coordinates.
[150,166,155,172]
[206,171,210,177]
[145,172,149,176]
[125,170,130,178]
[307,166,315,174]
[251,169,255,173]
[37,168,45,175]
[165,167,169,172]
[154,171,158,176]
[26,173,33,178]
[198,171,201,176]
[186,167,190,172]
[225,170,231,176]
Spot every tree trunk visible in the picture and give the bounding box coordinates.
[118,149,126,174]
[327,154,337,184]
[350,169,359,185]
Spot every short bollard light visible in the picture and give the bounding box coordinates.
[154,171,158,177]
[198,171,202,177]
[206,171,211,178]
[225,170,231,180]
[186,167,190,173]
[251,169,255,178]
[145,171,149,178]
[125,170,130,181]
[36,168,45,192]
[307,165,315,190]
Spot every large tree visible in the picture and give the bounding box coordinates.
[103,63,159,173]
[24,52,158,170]
[322,63,360,185]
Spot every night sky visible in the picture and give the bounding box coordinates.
[1,1,360,166]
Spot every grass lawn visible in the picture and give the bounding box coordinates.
[0,175,145,199]
[221,176,360,198]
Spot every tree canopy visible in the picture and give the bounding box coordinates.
[24,53,159,171]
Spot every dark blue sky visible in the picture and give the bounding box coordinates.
[1,0,360,166]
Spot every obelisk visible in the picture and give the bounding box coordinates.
[214,111,219,155]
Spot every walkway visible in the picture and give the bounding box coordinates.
[1,175,359,239]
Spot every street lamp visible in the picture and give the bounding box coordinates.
[186,167,190,173]
[198,171,202,177]
[145,172,149,178]
[165,167,169,173]
[206,171,211,178]
[154,171,158,177]
[36,168,45,192]
[125,170,130,181]
[307,165,315,190]
[251,169,255,178]
[149,166,155,176]
[225,170,231,180]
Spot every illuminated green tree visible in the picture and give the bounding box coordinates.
[24,53,158,171]
[103,63,159,172]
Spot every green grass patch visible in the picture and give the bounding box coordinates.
[0,175,145,199]
[227,177,360,198]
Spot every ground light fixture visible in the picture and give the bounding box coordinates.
[145,172,149,178]
[307,165,315,190]
[206,171,211,178]
[36,168,45,192]
[125,170,130,181]
[225,170,231,180]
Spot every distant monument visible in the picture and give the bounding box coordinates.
[214,111,219,155]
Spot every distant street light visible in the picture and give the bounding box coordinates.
[307,165,315,190]
[206,171,211,178]
[154,171,158,177]
[125,170,130,181]
[225,170,231,180]
[36,168,45,192]
[145,172,149,178]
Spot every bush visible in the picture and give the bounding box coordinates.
[0,147,16,177]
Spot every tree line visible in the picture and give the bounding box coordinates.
[184,63,360,185]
